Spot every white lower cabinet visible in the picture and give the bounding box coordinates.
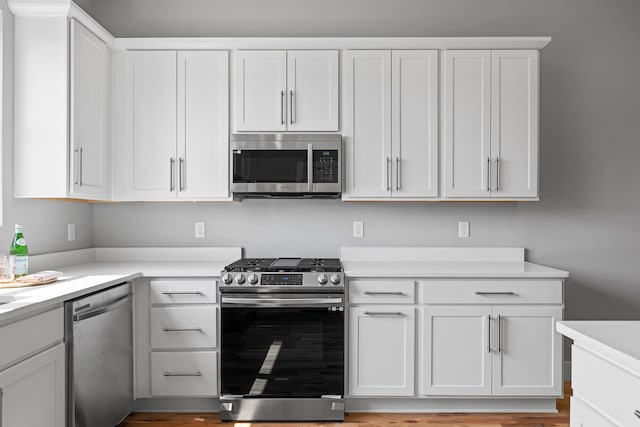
[349,306,415,396]
[151,352,218,397]
[0,343,65,427]
[423,306,492,395]
[423,305,562,396]
[134,278,219,399]
[570,397,616,427]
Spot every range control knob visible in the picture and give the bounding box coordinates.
[234,274,246,285]
[317,273,328,285]
[222,273,233,285]
[248,273,259,285]
[330,274,341,285]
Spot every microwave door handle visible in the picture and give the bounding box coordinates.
[307,143,313,192]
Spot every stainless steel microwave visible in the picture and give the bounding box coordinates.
[230,134,342,200]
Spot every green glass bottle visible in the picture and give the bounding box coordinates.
[10,224,29,277]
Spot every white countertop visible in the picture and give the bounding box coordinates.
[343,261,569,278]
[0,247,242,325]
[557,321,640,375]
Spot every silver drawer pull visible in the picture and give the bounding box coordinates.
[163,327,203,332]
[364,311,404,316]
[634,410,640,419]
[475,291,516,296]
[164,371,202,377]
[161,291,203,296]
[363,291,404,296]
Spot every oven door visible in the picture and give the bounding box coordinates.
[220,293,344,398]
[231,141,312,194]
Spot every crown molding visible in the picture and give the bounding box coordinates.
[7,0,71,16]
[113,36,552,51]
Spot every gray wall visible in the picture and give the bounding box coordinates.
[1,2,94,253]
[90,0,640,324]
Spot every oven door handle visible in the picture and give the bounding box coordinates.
[221,296,343,307]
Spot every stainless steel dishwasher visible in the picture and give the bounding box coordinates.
[65,282,133,427]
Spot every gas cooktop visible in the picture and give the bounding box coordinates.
[224,257,343,273]
[221,257,344,289]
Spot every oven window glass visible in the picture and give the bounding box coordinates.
[221,306,344,398]
[233,150,308,183]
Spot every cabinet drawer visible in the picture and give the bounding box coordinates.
[572,345,640,426]
[0,308,63,369]
[349,280,415,304]
[570,397,617,426]
[421,280,562,304]
[150,279,217,304]
[151,351,218,396]
[151,307,217,349]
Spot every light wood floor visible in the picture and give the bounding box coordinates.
[119,382,570,427]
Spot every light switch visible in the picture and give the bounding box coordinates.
[68,223,76,241]
[458,221,470,238]
[353,221,364,238]
[195,222,206,239]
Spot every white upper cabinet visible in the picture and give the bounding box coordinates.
[343,50,392,198]
[443,50,539,199]
[233,50,338,132]
[392,50,439,198]
[490,50,539,198]
[115,50,229,201]
[13,17,112,200]
[70,19,110,199]
[343,50,438,200]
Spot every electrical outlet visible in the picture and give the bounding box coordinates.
[353,221,364,238]
[195,222,206,239]
[458,221,470,238]
[67,223,76,241]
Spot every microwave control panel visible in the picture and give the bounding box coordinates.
[313,150,339,183]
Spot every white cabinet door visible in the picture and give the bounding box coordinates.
[491,306,562,396]
[491,50,539,198]
[177,51,229,199]
[570,397,617,427]
[121,51,177,200]
[343,50,392,199]
[443,50,492,198]
[422,306,492,396]
[233,50,287,131]
[349,306,415,396]
[287,50,339,131]
[0,343,65,427]
[69,19,110,199]
[391,50,438,198]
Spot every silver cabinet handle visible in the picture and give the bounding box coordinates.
[487,315,492,353]
[497,314,503,353]
[475,291,515,296]
[164,371,202,377]
[280,90,285,125]
[1,387,4,427]
[486,157,491,191]
[179,157,185,191]
[169,158,175,192]
[161,291,203,296]
[364,311,404,316]
[634,410,640,419]
[396,157,400,190]
[163,327,203,332]
[74,147,83,186]
[289,90,295,124]
[79,147,83,186]
[386,157,391,191]
[495,157,500,191]
[363,291,404,295]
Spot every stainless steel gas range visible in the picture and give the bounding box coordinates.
[219,257,345,422]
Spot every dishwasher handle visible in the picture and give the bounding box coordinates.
[73,294,131,322]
